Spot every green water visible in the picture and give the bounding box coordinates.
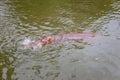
[0,0,120,80]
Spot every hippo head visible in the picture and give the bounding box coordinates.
[39,36,52,45]
[29,36,52,49]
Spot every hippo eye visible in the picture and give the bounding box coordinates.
[40,36,47,41]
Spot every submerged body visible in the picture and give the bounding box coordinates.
[29,33,95,48]
[51,33,95,41]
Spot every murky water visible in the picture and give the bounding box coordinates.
[0,0,120,80]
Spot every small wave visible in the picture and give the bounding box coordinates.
[22,38,32,46]
[18,38,33,50]
[17,38,43,51]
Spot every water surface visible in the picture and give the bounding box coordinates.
[0,0,120,80]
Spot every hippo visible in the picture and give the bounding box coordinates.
[29,33,95,49]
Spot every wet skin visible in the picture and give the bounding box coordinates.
[29,33,95,48]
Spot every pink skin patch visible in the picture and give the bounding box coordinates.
[29,33,95,48]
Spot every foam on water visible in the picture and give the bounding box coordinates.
[22,38,32,46]
[18,38,42,50]
[19,38,33,50]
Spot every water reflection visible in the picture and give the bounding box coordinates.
[0,52,16,80]
[6,0,115,34]
[0,0,120,80]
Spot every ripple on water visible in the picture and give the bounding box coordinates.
[0,0,120,80]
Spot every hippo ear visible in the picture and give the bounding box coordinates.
[47,37,52,43]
